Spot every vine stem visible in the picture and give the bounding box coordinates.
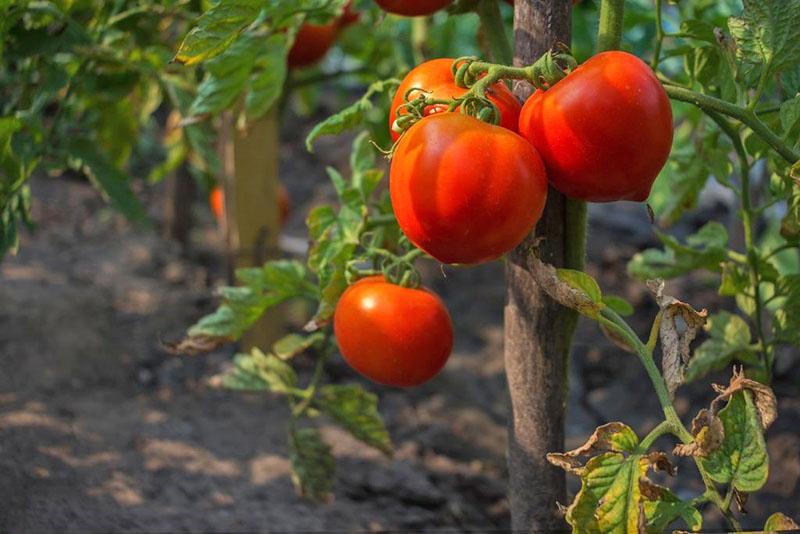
[597,0,625,52]
[477,0,513,65]
[651,0,664,69]
[664,84,800,164]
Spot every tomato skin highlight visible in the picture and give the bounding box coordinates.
[374,0,453,16]
[334,276,453,387]
[390,113,548,264]
[518,51,673,203]
[389,58,521,141]
[287,22,339,68]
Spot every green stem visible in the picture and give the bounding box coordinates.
[477,0,514,65]
[597,0,625,52]
[292,347,329,417]
[651,0,664,69]
[664,85,800,164]
[637,420,671,451]
[411,16,428,65]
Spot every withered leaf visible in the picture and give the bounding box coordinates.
[674,408,725,458]
[530,256,603,318]
[162,334,230,355]
[711,368,777,429]
[647,280,708,398]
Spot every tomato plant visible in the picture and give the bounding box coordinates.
[390,113,547,264]
[334,275,453,387]
[389,58,520,140]
[374,0,453,17]
[518,51,673,202]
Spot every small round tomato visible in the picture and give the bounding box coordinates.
[518,51,673,202]
[390,113,547,264]
[209,185,289,226]
[390,58,521,141]
[374,0,453,16]
[334,276,453,387]
[287,22,339,68]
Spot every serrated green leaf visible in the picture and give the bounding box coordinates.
[680,19,717,42]
[318,384,393,455]
[628,222,728,280]
[289,427,335,501]
[222,348,298,393]
[306,79,399,151]
[701,391,769,492]
[273,332,324,360]
[685,312,756,382]
[557,268,602,303]
[307,205,337,241]
[780,95,800,140]
[67,139,148,224]
[175,0,263,65]
[728,0,800,78]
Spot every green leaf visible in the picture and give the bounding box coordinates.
[67,139,148,224]
[685,312,756,382]
[773,274,800,345]
[175,0,264,65]
[556,269,602,304]
[273,332,324,360]
[680,19,717,43]
[188,260,314,339]
[222,348,298,393]
[780,95,800,140]
[701,391,769,492]
[244,33,289,120]
[307,205,337,241]
[764,512,800,531]
[288,427,335,501]
[628,222,728,280]
[318,384,393,455]
[306,79,400,151]
[602,295,634,317]
[728,0,800,78]
[567,453,644,533]
[644,487,703,533]
[719,261,750,296]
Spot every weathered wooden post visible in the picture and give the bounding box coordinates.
[504,0,582,530]
[219,110,284,350]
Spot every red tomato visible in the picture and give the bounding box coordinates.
[389,58,521,141]
[334,276,453,387]
[339,0,360,27]
[518,51,673,202]
[374,0,453,16]
[390,113,548,264]
[209,185,289,226]
[287,22,339,68]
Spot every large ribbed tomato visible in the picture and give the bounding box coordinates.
[518,51,673,202]
[287,22,339,68]
[389,58,521,141]
[334,276,453,387]
[390,113,548,264]
[374,0,453,16]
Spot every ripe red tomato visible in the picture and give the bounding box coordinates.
[334,276,453,387]
[209,185,289,226]
[518,51,673,202]
[390,113,547,264]
[287,22,339,68]
[389,58,521,141]
[339,0,360,27]
[374,0,453,16]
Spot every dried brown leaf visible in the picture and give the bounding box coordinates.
[546,422,637,474]
[530,257,602,317]
[647,280,708,398]
[711,368,777,429]
[733,488,748,513]
[646,451,677,476]
[161,335,230,355]
[673,408,725,458]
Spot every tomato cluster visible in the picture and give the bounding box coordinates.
[334,51,673,389]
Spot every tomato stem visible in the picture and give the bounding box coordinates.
[476,0,513,65]
[596,0,625,52]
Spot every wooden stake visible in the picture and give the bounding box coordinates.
[504,1,578,531]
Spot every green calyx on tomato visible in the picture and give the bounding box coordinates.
[390,113,548,265]
[518,50,673,202]
[334,275,453,387]
[373,0,453,17]
[389,58,521,141]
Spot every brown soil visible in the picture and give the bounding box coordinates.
[1,113,798,532]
